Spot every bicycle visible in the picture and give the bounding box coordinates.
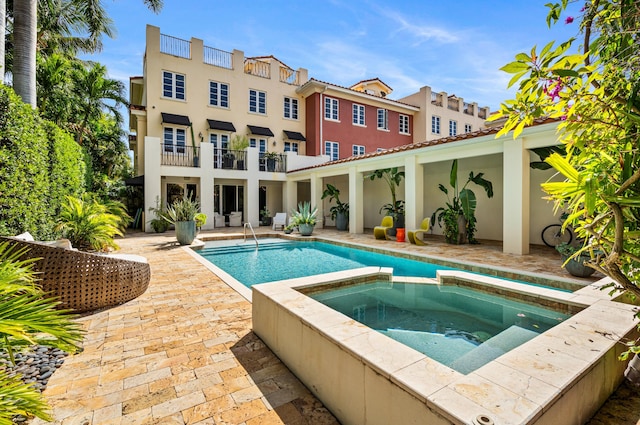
[541,215,574,247]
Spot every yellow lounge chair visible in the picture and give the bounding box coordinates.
[374,216,394,240]
[407,218,431,245]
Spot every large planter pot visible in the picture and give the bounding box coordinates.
[262,217,272,226]
[266,158,277,172]
[561,254,596,277]
[335,212,348,231]
[175,220,197,245]
[298,223,315,236]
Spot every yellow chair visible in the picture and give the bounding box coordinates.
[374,216,394,240]
[407,218,431,245]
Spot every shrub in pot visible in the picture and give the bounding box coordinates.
[556,242,597,278]
[291,201,318,236]
[164,197,200,245]
[366,168,404,236]
[321,183,349,231]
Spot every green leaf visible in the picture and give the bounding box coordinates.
[500,62,529,73]
[552,69,580,78]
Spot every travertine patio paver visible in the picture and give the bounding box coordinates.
[28,228,637,424]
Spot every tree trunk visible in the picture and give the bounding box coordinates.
[0,0,5,82]
[13,0,37,107]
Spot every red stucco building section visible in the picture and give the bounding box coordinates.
[305,93,413,159]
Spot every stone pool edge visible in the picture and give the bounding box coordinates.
[251,268,639,425]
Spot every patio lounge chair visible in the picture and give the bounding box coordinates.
[373,216,394,240]
[214,212,226,228]
[407,218,431,246]
[229,211,242,227]
[272,212,287,230]
[1,236,151,313]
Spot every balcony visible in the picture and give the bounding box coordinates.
[280,66,299,85]
[259,153,287,172]
[214,149,247,170]
[463,102,474,116]
[160,33,191,59]
[161,145,200,167]
[203,46,233,69]
[431,92,443,106]
[244,59,270,79]
[447,97,460,111]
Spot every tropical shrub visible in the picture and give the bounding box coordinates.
[0,85,85,240]
[0,241,83,423]
[290,202,318,226]
[55,195,125,251]
[491,1,640,357]
[163,198,200,224]
[321,183,349,222]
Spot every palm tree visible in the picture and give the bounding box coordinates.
[71,62,127,145]
[12,0,36,106]
[10,0,164,108]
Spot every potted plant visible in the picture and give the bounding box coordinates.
[163,197,200,245]
[190,126,199,167]
[321,183,349,231]
[222,151,235,169]
[148,196,169,233]
[283,223,295,234]
[264,151,279,172]
[230,135,249,169]
[431,159,493,244]
[556,242,597,278]
[260,206,272,226]
[366,168,405,236]
[290,201,318,236]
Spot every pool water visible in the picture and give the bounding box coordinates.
[309,281,570,374]
[198,240,457,287]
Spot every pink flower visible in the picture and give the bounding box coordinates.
[565,16,574,24]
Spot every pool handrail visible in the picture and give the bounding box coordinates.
[243,222,259,248]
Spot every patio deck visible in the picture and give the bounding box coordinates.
[31,228,638,424]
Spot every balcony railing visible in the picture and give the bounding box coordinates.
[279,66,299,85]
[214,149,247,170]
[259,153,287,172]
[244,59,270,79]
[431,92,443,106]
[463,102,474,115]
[203,46,233,69]
[160,34,191,59]
[161,145,200,167]
[447,97,460,111]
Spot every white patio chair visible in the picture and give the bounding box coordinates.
[272,212,287,230]
[229,211,242,227]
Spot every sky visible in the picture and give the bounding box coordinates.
[85,0,584,112]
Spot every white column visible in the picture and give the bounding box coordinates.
[404,156,423,232]
[503,137,530,254]
[246,177,259,227]
[144,137,162,233]
[199,143,215,230]
[283,180,297,219]
[349,167,364,233]
[310,173,323,228]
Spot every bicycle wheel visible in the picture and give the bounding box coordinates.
[541,224,573,247]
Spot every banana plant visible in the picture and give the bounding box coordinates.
[431,159,494,244]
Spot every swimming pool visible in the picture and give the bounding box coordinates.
[197,240,457,287]
[308,281,570,374]
[196,238,577,292]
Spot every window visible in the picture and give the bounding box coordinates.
[284,142,299,153]
[431,116,440,134]
[163,127,186,153]
[352,145,365,156]
[209,81,229,108]
[377,109,388,130]
[325,141,339,161]
[250,138,267,152]
[353,104,365,126]
[284,97,298,119]
[163,71,185,100]
[211,133,229,168]
[249,89,266,114]
[449,120,457,136]
[324,97,339,120]
[399,114,409,134]
[464,124,472,133]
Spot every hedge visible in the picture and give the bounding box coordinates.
[0,85,85,239]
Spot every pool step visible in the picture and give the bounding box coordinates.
[449,325,538,374]
[200,241,295,256]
